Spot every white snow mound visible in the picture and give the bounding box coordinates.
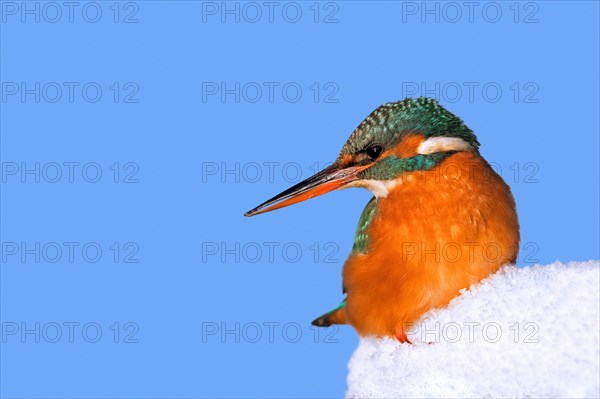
[347,261,600,398]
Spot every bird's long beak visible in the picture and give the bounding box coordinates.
[244,163,365,217]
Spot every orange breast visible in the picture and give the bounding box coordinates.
[342,152,520,338]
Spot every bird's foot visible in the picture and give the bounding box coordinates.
[395,330,412,344]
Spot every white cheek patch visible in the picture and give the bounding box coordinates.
[417,137,472,155]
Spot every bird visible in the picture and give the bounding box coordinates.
[244,97,519,342]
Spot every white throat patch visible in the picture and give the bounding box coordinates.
[344,179,400,198]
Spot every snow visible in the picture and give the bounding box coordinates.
[346,261,600,398]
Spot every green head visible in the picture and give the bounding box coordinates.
[338,97,479,184]
[245,97,480,216]
[340,97,479,158]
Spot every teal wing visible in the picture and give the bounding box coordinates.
[352,196,378,254]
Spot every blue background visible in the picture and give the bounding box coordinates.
[1,1,598,398]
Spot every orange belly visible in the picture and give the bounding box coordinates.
[342,152,520,338]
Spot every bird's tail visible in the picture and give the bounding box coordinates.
[311,301,347,327]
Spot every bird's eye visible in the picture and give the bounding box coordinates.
[366,145,383,160]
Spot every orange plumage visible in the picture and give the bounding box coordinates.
[341,151,519,340]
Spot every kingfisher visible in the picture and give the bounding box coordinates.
[244,98,519,342]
